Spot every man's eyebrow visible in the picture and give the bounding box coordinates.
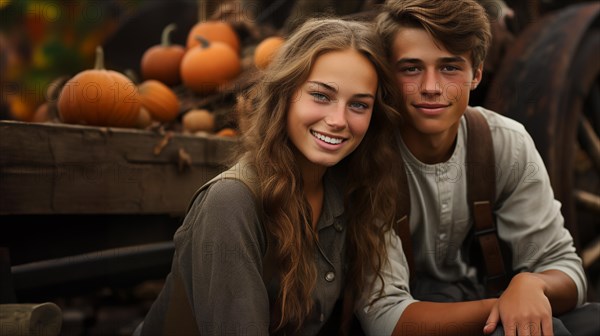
[307,81,338,93]
[439,56,467,63]
[396,56,468,65]
[396,58,422,65]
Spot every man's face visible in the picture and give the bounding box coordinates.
[391,27,482,139]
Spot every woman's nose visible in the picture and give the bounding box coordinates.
[324,104,347,130]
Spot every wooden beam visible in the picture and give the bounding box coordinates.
[574,189,600,213]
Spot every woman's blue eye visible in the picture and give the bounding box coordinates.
[310,92,329,102]
[350,102,368,110]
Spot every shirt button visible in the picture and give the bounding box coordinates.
[334,222,343,232]
[325,271,335,282]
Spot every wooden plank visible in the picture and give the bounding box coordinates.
[0,121,236,215]
[0,303,62,336]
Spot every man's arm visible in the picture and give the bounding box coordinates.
[392,299,497,336]
[483,270,578,335]
[479,109,584,335]
[389,269,577,336]
[487,109,587,306]
[529,269,579,315]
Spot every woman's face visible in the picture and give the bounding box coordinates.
[287,49,377,169]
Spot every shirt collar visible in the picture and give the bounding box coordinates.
[316,170,345,231]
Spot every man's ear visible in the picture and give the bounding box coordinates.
[471,64,483,90]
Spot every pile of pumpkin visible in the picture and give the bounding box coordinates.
[50,20,284,136]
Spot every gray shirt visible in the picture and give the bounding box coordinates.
[357,107,587,335]
[141,172,347,335]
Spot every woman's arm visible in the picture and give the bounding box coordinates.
[183,179,271,333]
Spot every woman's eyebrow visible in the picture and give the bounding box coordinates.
[307,80,338,93]
[353,93,375,99]
[307,80,375,99]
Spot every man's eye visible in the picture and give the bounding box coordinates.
[402,66,419,73]
[442,65,459,71]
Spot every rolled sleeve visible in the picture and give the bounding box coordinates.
[356,229,418,335]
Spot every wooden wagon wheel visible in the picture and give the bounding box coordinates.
[484,3,600,276]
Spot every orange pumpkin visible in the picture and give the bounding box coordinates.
[136,107,153,129]
[32,103,51,123]
[254,36,285,70]
[180,36,241,94]
[58,47,140,127]
[141,24,185,86]
[182,109,215,133]
[138,80,180,123]
[7,96,36,122]
[215,127,238,137]
[186,20,240,53]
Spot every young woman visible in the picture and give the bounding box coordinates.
[137,18,403,335]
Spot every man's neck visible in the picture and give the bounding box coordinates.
[401,124,459,164]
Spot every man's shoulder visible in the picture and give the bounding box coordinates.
[464,106,536,169]
[468,106,527,136]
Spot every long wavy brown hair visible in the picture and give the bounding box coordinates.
[235,18,404,331]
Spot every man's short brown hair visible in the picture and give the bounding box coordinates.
[377,0,492,69]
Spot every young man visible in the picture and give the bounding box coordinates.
[356,0,598,335]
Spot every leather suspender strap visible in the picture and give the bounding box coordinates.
[464,108,507,294]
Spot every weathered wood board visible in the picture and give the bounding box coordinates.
[0,121,236,215]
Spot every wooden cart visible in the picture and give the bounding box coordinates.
[0,120,235,301]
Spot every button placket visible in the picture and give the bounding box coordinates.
[437,169,453,264]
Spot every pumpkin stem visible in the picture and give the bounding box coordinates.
[198,0,206,22]
[94,46,105,70]
[195,35,210,49]
[161,24,177,47]
[124,69,140,84]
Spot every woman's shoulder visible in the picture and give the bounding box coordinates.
[178,178,266,249]
[192,178,258,216]
[181,177,260,230]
